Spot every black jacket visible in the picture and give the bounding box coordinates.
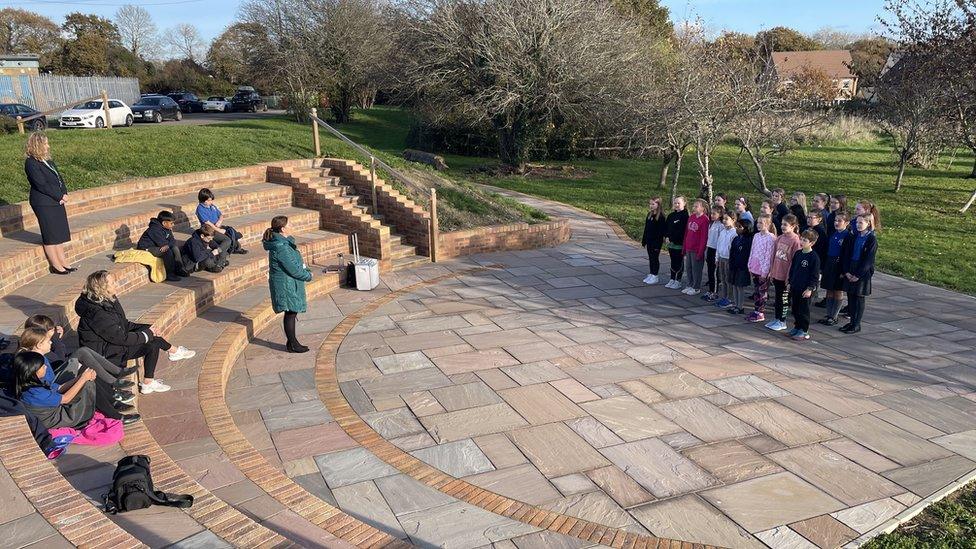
[729,232,753,272]
[812,223,829,265]
[790,204,809,231]
[841,231,877,281]
[181,231,215,264]
[74,294,150,367]
[25,157,68,208]
[773,203,790,233]
[137,218,177,250]
[665,210,689,246]
[789,249,821,291]
[641,214,667,249]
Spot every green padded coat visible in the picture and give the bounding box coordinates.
[264,233,312,313]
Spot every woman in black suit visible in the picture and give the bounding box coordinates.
[24,132,73,274]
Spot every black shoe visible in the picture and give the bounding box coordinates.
[287,341,309,353]
[113,378,135,389]
[840,305,849,314]
[840,325,861,334]
[113,401,135,413]
[814,299,827,308]
[233,248,248,254]
[122,414,141,425]
[818,317,837,326]
[49,266,70,275]
[114,391,135,404]
[118,365,140,377]
[65,266,79,272]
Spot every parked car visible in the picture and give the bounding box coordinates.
[167,91,203,113]
[202,96,232,112]
[59,99,133,128]
[131,95,182,123]
[0,103,46,131]
[231,88,267,112]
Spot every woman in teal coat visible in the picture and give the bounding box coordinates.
[263,215,313,353]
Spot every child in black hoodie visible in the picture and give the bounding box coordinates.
[181,225,229,274]
[788,229,821,341]
[641,197,667,285]
[664,196,689,289]
[726,218,753,314]
[136,210,185,281]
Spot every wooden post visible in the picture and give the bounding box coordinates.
[100,89,112,129]
[310,108,321,157]
[429,188,439,263]
[369,156,379,216]
[16,116,24,135]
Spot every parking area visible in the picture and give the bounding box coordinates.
[52,109,287,129]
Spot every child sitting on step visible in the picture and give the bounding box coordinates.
[196,188,246,255]
[181,225,229,274]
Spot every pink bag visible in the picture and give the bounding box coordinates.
[48,412,124,446]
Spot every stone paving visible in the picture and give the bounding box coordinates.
[225,192,976,549]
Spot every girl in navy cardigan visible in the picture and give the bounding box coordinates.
[840,214,878,334]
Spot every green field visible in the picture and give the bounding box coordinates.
[2,107,974,294]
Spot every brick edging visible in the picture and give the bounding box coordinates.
[0,417,147,549]
[437,219,572,259]
[313,266,723,549]
[194,274,411,548]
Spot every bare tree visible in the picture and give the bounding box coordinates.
[164,23,205,62]
[392,0,643,172]
[114,5,158,58]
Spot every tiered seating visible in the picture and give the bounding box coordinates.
[0,162,416,547]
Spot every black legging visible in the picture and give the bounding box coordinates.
[705,247,717,293]
[668,248,684,281]
[646,247,661,276]
[847,291,866,328]
[125,336,172,378]
[284,311,299,345]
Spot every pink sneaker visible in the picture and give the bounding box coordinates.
[747,312,765,323]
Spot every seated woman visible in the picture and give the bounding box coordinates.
[74,270,195,395]
[25,314,138,392]
[11,350,139,430]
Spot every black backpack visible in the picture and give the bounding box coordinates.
[103,455,193,513]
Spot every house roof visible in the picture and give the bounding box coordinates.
[772,50,856,80]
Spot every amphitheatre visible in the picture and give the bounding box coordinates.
[0,151,974,549]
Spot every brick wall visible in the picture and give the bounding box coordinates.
[437,219,571,260]
[320,159,431,255]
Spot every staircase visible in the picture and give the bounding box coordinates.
[268,161,430,271]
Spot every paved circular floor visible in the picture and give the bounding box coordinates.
[228,192,976,549]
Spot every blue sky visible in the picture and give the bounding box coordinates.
[8,0,888,45]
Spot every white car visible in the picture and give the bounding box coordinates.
[202,96,232,112]
[59,99,133,128]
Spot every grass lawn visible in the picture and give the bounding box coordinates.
[864,480,976,548]
[2,106,974,294]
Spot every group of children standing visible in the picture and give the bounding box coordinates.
[641,189,880,341]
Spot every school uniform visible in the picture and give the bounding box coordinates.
[788,249,821,333]
[790,205,808,231]
[728,228,754,309]
[136,217,184,277]
[196,202,242,253]
[18,357,121,429]
[180,231,228,274]
[842,230,877,330]
[665,210,688,281]
[772,203,789,233]
[640,214,667,277]
[820,228,853,292]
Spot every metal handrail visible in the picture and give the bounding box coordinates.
[308,112,420,196]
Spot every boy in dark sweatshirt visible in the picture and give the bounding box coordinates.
[181,225,229,274]
[788,229,821,341]
[137,210,185,281]
[807,210,830,308]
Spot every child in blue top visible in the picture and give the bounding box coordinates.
[196,188,245,256]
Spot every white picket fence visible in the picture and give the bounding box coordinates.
[0,74,140,111]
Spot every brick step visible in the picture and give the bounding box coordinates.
[390,241,418,260]
[392,254,430,270]
[0,182,295,300]
[174,206,321,246]
[0,168,259,239]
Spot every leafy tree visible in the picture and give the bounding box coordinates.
[207,23,272,89]
[849,36,895,87]
[756,26,822,54]
[62,12,121,44]
[0,8,61,68]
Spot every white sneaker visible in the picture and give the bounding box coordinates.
[768,320,788,331]
[140,379,171,394]
[764,320,777,329]
[643,274,653,284]
[168,346,196,361]
[664,280,676,289]
[686,289,700,296]
[645,275,659,285]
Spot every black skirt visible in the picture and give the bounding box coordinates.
[844,275,873,297]
[820,256,844,291]
[729,267,752,287]
[32,203,71,245]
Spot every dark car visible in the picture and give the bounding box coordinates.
[231,89,267,113]
[131,96,182,123]
[167,92,203,113]
[0,103,46,131]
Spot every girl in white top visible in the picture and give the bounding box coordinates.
[714,211,738,308]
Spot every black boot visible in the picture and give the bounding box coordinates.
[287,341,309,353]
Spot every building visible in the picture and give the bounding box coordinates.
[770,50,859,102]
[0,53,40,77]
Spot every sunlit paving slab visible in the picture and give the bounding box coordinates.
[216,189,976,548]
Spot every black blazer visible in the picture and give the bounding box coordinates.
[74,294,150,367]
[25,157,68,208]
[841,231,877,281]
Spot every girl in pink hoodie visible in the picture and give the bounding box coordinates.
[747,214,777,323]
[681,199,710,296]
[766,214,802,331]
